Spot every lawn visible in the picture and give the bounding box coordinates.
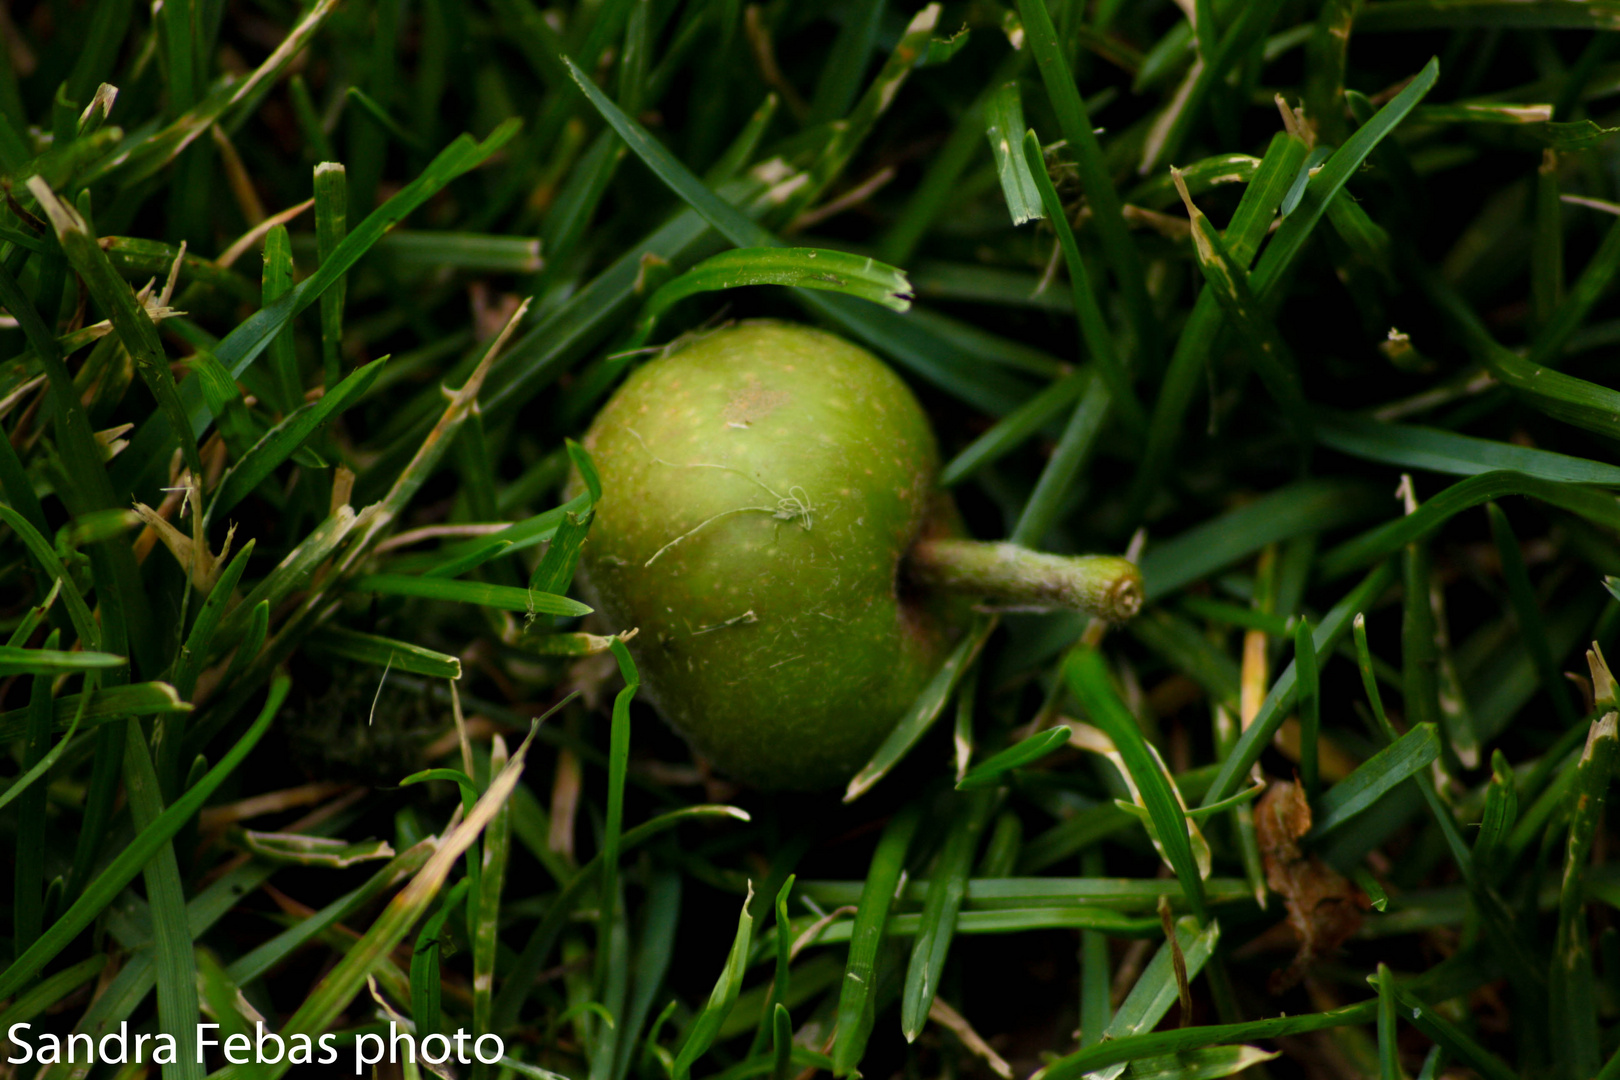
[2,2,1620,1079]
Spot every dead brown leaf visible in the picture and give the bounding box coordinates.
[1254,778,1371,992]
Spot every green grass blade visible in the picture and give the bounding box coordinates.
[249,722,535,1080]
[832,800,923,1075]
[29,177,202,476]
[1083,917,1221,1080]
[1066,648,1208,921]
[1016,0,1157,366]
[1317,411,1620,484]
[0,676,287,999]
[632,246,913,347]
[957,728,1072,791]
[209,357,387,520]
[1140,478,1384,601]
[674,886,756,1080]
[597,640,640,1005]
[261,224,300,416]
[1295,619,1321,799]
[348,573,592,617]
[1309,724,1441,839]
[1021,129,1144,437]
[1035,1000,1377,1080]
[1319,471,1620,581]
[901,789,994,1040]
[112,121,521,484]
[1550,712,1616,1078]
[303,626,461,679]
[1487,502,1579,727]
[1201,562,1397,806]
[985,83,1043,225]
[844,615,996,801]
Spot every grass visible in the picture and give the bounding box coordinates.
[1,2,1620,1079]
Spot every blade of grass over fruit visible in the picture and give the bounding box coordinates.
[1130,131,1308,515]
[209,358,387,520]
[1318,472,1620,581]
[674,885,755,1080]
[303,626,461,679]
[1021,130,1144,437]
[1317,411,1620,484]
[958,728,1073,790]
[986,83,1044,225]
[845,616,997,801]
[902,790,994,1040]
[1487,503,1579,726]
[629,247,913,348]
[1309,724,1440,840]
[1017,0,1158,366]
[1140,478,1384,601]
[832,801,923,1076]
[0,677,285,999]
[112,121,521,487]
[562,56,1034,415]
[349,573,591,616]
[1202,561,1397,806]
[1551,712,1615,1078]
[246,724,534,1080]
[1066,648,1208,921]
[490,805,751,1031]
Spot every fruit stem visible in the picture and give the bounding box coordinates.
[907,539,1144,622]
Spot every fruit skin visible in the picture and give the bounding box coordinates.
[576,321,962,790]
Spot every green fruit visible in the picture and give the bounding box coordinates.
[577,320,1140,791]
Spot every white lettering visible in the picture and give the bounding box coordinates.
[6,1023,32,1064]
[255,1022,285,1064]
[99,1021,128,1063]
[474,1034,503,1065]
[355,1032,386,1071]
[421,1034,452,1065]
[197,1022,219,1063]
